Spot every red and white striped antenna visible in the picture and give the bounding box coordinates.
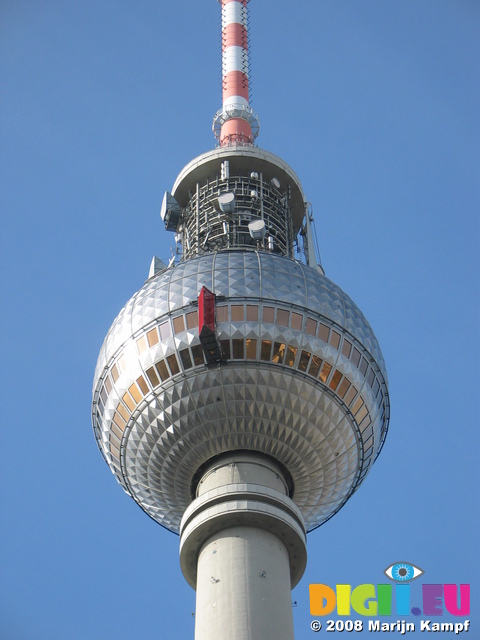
[213,0,260,146]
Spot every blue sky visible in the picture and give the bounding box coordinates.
[1,1,478,638]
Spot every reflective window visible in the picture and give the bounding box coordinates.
[179,349,193,370]
[110,443,120,459]
[117,355,126,373]
[263,306,275,323]
[337,378,351,399]
[285,345,297,367]
[330,330,341,350]
[220,340,231,359]
[308,355,323,377]
[136,375,149,395]
[231,305,244,321]
[351,347,361,367]
[167,354,180,375]
[232,339,244,359]
[186,311,199,329]
[100,387,108,404]
[276,309,289,327]
[298,350,311,372]
[137,335,148,354]
[342,339,352,358]
[260,340,272,361]
[246,339,257,359]
[344,385,358,406]
[356,404,368,424]
[318,323,330,342]
[364,436,374,452]
[146,366,160,387]
[104,376,112,394]
[113,411,126,430]
[173,316,185,335]
[128,383,142,404]
[352,397,364,415]
[216,306,228,322]
[360,357,369,376]
[117,403,129,422]
[147,328,159,347]
[159,322,171,340]
[329,369,343,391]
[305,318,317,336]
[272,342,286,364]
[246,305,258,321]
[191,344,205,366]
[373,379,380,397]
[367,368,375,387]
[122,392,135,412]
[111,364,119,382]
[319,362,332,383]
[111,423,124,441]
[156,360,170,381]
[291,312,303,331]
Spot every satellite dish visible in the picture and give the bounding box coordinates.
[217,192,235,213]
[248,219,266,240]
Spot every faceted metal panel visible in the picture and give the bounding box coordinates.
[92,251,390,533]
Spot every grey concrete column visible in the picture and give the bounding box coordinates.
[179,453,307,640]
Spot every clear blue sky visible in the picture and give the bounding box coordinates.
[1,1,478,638]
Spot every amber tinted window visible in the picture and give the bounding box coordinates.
[146,366,160,387]
[104,376,112,394]
[329,369,343,391]
[111,422,124,441]
[263,306,275,323]
[298,350,311,372]
[352,397,364,416]
[110,443,120,459]
[128,383,142,404]
[186,311,199,329]
[344,385,358,406]
[291,312,303,331]
[173,316,185,335]
[272,342,286,364]
[166,354,180,376]
[113,411,126,430]
[351,347,361,367]
[360,416,372,432]
[117,403,130,422]
[246,305,258,321]
[305,318,317,336]
[285,345,297,367]
[337,378,351,399]
[319,362,332,383]
[122,392,135,412]
[111,364,119,382]
[100,387,108,404]
[147,328,159,347]
[156,360,170,381]
[330,331,341,350]
[231,305,244,321]
[276,309,289,327]
[342,339,352,358]
[216,306,228,322]
[260,340,272,361]
[220,340,231,359]
[158,322,171,340]
[137,335,148,354]
[246,339,257,359]
[179,349,193,370]
[191,345,204,366]
[232,339,244,359]
[356,405,368,423]
[135,375,148,395]
[308,355,322,377]
[318,323,330,342]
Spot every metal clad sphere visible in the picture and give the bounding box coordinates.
[92,251,389,533]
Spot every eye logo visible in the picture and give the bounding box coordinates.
[384,562,424,582]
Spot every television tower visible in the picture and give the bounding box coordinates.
[92,2,390,639]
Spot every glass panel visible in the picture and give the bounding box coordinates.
[319,362,332,383]
[113,411,126,430]
[373,379,380,397]
[146,366,160,387]
[305,317,317,336]
[232,339,244,359]
[136,375,149,395]
[356,404,368,424]
[159,322,171,340]
[111,423,124,440]
[263,306,275,323]
[117,355,126,373]
[147,328,159,347]
[137,335,148,354]
[329,369,343,391]
[272,342,286,364]
[364,445,373,460]
[246,338,257,359]
[117,403,130,422]
[291,312,302,330]
[231,305,244,321]
[352,397,364,415]
[337,377,351,399]
[276,309,289,327]
[308,355,322,377]
[110,443,120,459]
[104,376,112,394]
[285,345,297,367]
[173,316,185,335]
[167,354,180,375]
[186,311,199,329]
[344,385,358,406]
[246,305,258,321]
[192,344,205,366]
[156,360,170,381]
[216,306,228,322]
[318,323,330,342]
[351,347,361,367]
[111,364,119,382]
[342,339,352,358]
[260,340,272,361]
[220,340,231,359]
[360,357,369,375]
[367,368,375,387]
[128,383,142,404]
[179,349,193,370]
[298,350,311,372]
[122,392,135,412]
[330,330,341,350]
[109,431,121,447]
[100,387,108,404]
[364,436,374,452]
